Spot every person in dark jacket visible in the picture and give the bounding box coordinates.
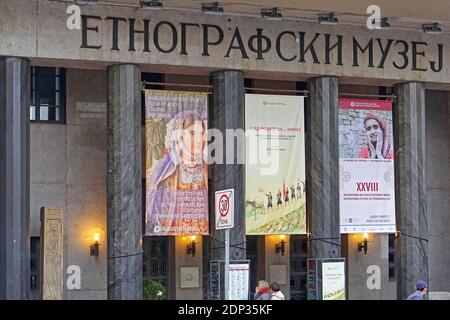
[406,281,428,300]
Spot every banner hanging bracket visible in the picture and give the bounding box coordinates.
[141,81,213,94]
[244,87,308,97]
[339,92,396,102]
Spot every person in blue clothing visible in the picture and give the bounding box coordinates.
[406,280,428,300]
[254,280,270,300]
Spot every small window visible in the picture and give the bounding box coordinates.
[301,238,308,253]
[30,237,40,293]
[388,234,396,280]
[30,67,66,123]
[141,72,163,125]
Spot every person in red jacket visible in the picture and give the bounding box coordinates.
[359,113,393,159]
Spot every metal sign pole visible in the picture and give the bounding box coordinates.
[224,228,230,300]
[216,188,234,301]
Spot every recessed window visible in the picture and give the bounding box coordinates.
[388,234,396,280]
[30,237,40,294]
[30,67,66,123]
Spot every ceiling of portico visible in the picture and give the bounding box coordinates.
[34,1,450,89]
[94,0,450,30]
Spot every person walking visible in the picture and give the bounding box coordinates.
[266,192,273,211]
[269,282,285,300]
[276,190,282,207]
[296,181,302,199]
[406,280,428,300]
[254,280,270,300]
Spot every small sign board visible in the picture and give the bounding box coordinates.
[307,258,346,300]
[228,264,250,300]
[215,189,234,230]
[209,260,250,300]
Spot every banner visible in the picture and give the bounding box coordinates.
[245,94,306,235]
[339,98,396,233]
[145,90,208,236]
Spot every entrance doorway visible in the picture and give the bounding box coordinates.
[290,235,308,300]
[142,236,169,298]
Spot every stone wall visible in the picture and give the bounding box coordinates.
[28,74,450,300]
[339,85,397,300]
[426,90,450,294]
[1,0,450,85]
[30,68,107,299]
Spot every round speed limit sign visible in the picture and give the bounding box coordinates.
[219,194,230,217]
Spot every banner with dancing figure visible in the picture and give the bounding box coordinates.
[245,94,306,235]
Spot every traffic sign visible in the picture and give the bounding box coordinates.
[215,189,234,229]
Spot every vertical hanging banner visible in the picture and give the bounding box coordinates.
[145,90,208,236]
[339,98,396,233]
[245,94,306,235]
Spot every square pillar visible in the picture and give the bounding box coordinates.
[107,64,142,300]
[393,82,428,299]
[0,57,30,300]
[306,76,340,258]
[208,70,246,262]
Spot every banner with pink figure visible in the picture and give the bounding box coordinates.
[339,98,396,233]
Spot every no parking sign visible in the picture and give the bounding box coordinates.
[215,189,234,229]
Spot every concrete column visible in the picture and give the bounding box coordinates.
[107,64,142,300]
[209,70,245,261]
[393,82,428,300]
[306,76,340,258]
[0,57,30,300]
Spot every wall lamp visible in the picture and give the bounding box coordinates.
[422,23,441,34]
[75,0,97,5]
[275,235,286,256]
[261,8,282,21]
[186,236,197,257]
[202,2,224,15]
[357,233,369,254]
[90,232,100,257]
[140,0,163,10]
[379,17,390,29]
[318,12,338,25]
